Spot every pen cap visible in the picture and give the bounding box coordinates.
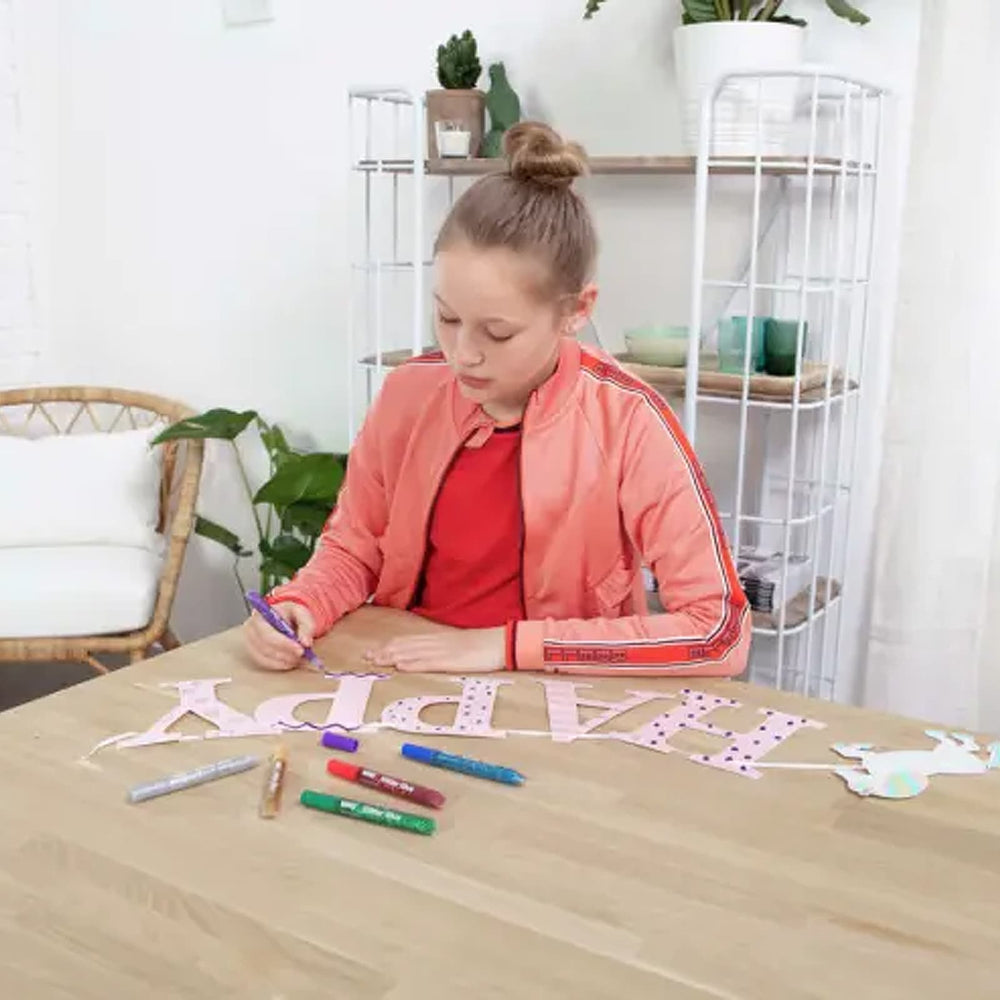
[321,731,359,753]
[327,758,360,781]
[400,743,436,764]
[301,789,343,812]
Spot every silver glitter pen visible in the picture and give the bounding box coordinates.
[127,754,261,804]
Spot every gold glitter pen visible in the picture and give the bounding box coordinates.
[259,744,288,819]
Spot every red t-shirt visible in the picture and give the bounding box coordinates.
[410,425,524,629]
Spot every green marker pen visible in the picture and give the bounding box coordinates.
[299,789,436,836]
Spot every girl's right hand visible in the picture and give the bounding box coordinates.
[243,601,317,672]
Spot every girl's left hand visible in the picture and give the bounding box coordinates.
[364,626,506,673]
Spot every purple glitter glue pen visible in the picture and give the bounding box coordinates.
[246,590,326,671]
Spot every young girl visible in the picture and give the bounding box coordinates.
[244,121,750,677]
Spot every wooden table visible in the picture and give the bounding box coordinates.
[1,607,999,998]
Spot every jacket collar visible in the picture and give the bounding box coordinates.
[448,337,582,439]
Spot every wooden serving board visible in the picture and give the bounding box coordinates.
[615,354,848,403]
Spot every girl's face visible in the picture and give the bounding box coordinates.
[433,243,597,425]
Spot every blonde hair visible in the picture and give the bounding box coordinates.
[434,121,598,300]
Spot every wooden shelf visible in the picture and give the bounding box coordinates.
[357,349,857,409]
[431,156,700,176]
[751,578,842,636]
[358,348,434,369]
[354,156,871,178]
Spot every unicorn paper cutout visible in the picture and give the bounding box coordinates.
[832,729,1000,799]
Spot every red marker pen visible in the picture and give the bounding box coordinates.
[327,758,446,810]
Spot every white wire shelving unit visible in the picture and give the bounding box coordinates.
[346,68,887,701]
[683,68,886,700]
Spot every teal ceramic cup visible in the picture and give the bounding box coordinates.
[763,319,808,376]
[717,316,766,374]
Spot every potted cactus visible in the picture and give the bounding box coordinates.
[426,30,484,159]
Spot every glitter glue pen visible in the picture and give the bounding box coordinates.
[400,743,525,786]
[327,758,446,809]
[299,790,435,836]
[245,590,326,671]
[259,744,288,819]
[127,754,260,804]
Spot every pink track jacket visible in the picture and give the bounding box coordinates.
[269,338,751,676]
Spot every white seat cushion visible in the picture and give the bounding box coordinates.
[0,546,164,638]
[0,424,164,552]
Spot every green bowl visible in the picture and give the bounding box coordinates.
[625,326,690,367]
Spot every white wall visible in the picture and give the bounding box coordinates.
[15,0,921,665]
[0,0,55,387]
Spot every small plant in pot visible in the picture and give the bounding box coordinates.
[584,1,870,156]
[427,30,484,159]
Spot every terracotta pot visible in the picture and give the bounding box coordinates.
[425,89,485,158]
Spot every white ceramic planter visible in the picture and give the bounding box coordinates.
[674,22,806,157]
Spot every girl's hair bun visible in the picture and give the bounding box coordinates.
[504,121,588,191]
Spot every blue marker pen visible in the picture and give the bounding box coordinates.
[401,743,525,786]
[245,590,326,672]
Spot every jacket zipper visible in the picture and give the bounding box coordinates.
[515,428,527,619]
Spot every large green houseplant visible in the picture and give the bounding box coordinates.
[584,0,869,22]
[152,409,346,597]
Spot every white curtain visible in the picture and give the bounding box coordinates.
[863,1,1000,730]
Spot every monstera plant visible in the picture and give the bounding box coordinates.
[584,0,870,23]
[153,409,346,595]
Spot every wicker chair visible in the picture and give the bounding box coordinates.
[0,386,204,673]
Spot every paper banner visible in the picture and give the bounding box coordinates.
[81,731,141,759]
[693,708,827,779]
[114,678,274,749]
[618,688,741,753]
[102,674,385,753]
[253,673,384,732]
[617,691,826,779]
[539,680,667,743]
[379,677,512,738]
[88,674,837,787]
